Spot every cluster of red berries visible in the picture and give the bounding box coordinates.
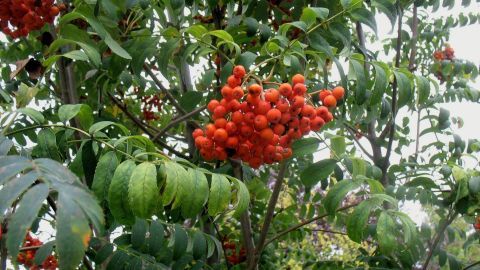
[0,0,64,39]
[142,95,161,121]
[17,233,58,270]
[474,217,480,231]
[433,44,455,61]
[192,65,343,168]
[222,240,246,265]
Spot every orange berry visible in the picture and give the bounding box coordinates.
[254,101,271,115]
[323,95,337,107]
[265,88,280,103]
[300,117,310,129]
[192,128,204,138]
[227,75,241,87]
[226,136,239,149]
[221,86,234,99]
[228,99,241,111]
[293,83,307,96]
[249,157,262,169]
[50,6,60,16]
[282,147,292,159]
[332,86,345,100]
[195,136,206,147]
[233,65,246,78]
[260,128,274,141]
[246,94,261,106]
[205,124,216,138]
[275,99,290,113]
[254,115,268,130]
[248,84,262,96]
[316,106,329,118]
[311,117,325,131]
[266,108,282,123]
[244,112,256,124]
[225,122,238,135]
[240,125,254,137]
[278,83,292,97]
[280,113,291,124]
[292,74,305,85]
[213,105,227,118]
[232,111,243,124]
[207,99,220,112]
[291,96,305,108]
[215,118,227,128]
[273,124,285,135]
[319,90,332,102]
[323,112,334,122]
[214,128,228,142]
[232,86,244,99]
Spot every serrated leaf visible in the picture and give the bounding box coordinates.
[394,71,412,109]
[291,137,320,157]
[324,180,362,215]
[208,174,231,216]
[180,169,209,218]
[128,162,159,219]
[415,75,430,105]
[347,196,386,242]
[300,159,337,187]
[377,211,396,253]
[232,178,250,218]
[370,62,388,105]
[350,7,377,34]
[108,160,136,225]
[173,224,188,260]
[6,184,49,258]
[162,161,187,206]
[92,152,119,203]
[0,171,38,216]
[56,191,92,270]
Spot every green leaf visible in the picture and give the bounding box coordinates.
[394,71,412,109]
[147,220,164,256]
[17,108,45,123]
[341,0,363,9]
[300,8,318,27]
[0,171,39,216]
[291,137,320,157]
[0,136,13,156]
[88,121,129,135]
[6,184,49,258]
[34,241,55,266]
[56,191,92,270]
[351,157,366,178]
[94,243,114,264]
[236,51,257,69]
[158,38,180,77]
[279,22,307,37]
[104,35,132,59]
[208,174,231,216]
[92,152,119,203]
[377,211,396,253]
[415,75,430,105]
[392,211,418,244]
[173,224,188,260]
[370,62,389,105]
[347,196,387,242]
[58,104,94,129]
[405,177,438,189]
[300,159,337,187]
[36,129,62,161]
[0,156,32,185]
[62,50,90,62]
[162,161,187,206]
[179,91,203,112]
[468,176,480,194]
[324,180,362,215]
[131,218,148,250]
[81,140,97,186]
[108,160,136,225]
[350,59,367,105]
[350,8,377,33]
[330,136,346,157]
[15,83,39,108]
[128,162,159,219]
[372,0,397,29]
[192,231,207,260]
[232,178,250,218]
[206,30,234,42]
[180,169,209,218]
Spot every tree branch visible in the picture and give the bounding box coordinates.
[345,126,374,160]
[381,5,403,185]
[230,160,255,267]
[421,211,457,270]
[250,161,288,269]
[143,64,187,115]
[107,92,189,159]
[408,4,419,72]
[152,105,205,140]
[264,202,359,247]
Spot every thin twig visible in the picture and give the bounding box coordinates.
[345,125,374,160]
[143,64,187,115]
[264,202,359,247]
[463,260,480,270]
[250,161,288,269]
[153,105,205,140]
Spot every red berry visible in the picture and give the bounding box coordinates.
[233,65,246,79]
[292,74,305,85]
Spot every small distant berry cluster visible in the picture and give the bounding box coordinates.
[433,44,455,61]
[222,239,246,265]
[17,233,58,270]
[142,95,161,121]
[192,65,343,168]
[0,0,64,39]
[474,216,480,231]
